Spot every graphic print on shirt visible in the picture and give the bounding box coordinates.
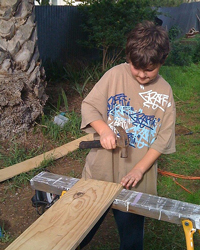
[139,90,171,111]
[107,92,169,149]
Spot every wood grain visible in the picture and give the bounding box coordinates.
[6,178,122,250]
[0,134,93,182]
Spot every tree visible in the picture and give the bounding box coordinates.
[149,0,185,7]
[78,0,158,71]
[0,0,48,139]
[35,0,50,5]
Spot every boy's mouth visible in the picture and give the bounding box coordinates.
[137,76,149,83]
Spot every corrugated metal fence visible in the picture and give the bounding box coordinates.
[35,6,97,67]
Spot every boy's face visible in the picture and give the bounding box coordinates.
[130,63,161,85]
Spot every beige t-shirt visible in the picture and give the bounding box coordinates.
[81,63,176,195]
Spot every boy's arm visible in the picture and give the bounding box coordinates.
[90,120,117,149]
[121,148,161,189]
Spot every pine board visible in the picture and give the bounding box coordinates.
[0,134,93,182]
[6,178,122,250]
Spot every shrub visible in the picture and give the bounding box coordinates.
[192,40,200,64]
[78,0,158,71]
[165,41,194,66]
[168,25,182,41]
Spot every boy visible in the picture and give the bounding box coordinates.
[80,20,176,250]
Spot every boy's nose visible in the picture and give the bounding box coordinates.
[137,70,146,78]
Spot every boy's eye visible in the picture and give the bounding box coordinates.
[145,67,156,72]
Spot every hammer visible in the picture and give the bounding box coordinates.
[79,126,129,158]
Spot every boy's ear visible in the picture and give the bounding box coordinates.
[164,53,168,60]
[161,54,168,65]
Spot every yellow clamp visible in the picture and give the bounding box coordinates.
[60,190,67,198]
[182,219,196,250]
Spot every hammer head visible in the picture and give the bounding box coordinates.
[115,126,129,158]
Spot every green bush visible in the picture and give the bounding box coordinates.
[192,40,200,64]
[78,0,158,70]
[165,41,194,66]
[168,25,182,41]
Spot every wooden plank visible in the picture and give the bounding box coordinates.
[6,178,122,250]
[0,134,93,182]
[30,172,200,230]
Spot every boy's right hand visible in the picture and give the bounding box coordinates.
[100,130,116,149]
[90,120,116,150]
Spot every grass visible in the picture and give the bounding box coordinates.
[157,64,200,209]
[36,110,84,145]
[1,62,200,249]
[0,140,43,168]
[0,223,12,244]
[160,64,200,101]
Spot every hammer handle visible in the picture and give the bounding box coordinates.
[79,140,102,149]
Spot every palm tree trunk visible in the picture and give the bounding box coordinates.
[0,0,48,140]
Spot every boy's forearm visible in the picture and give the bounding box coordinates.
[134,148,161,174]
[90,120,111,136]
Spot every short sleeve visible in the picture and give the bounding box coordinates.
[81,74,109,134]
[150,93,176,154]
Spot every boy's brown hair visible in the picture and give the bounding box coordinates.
[126,20,170,69]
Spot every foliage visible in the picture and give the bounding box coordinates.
[149,0,185,7]
[0,141,42,169]
[160,64,200,101]
[162,31,200,67]
[165,34,200,66]
[43,60,67,82]
[6,158,55,190]
[78,0,158,70]
[192,39,200,64]
[39,110,83,143]
[0,223,12,244]
[165,41,194,66]
[61,88,69,111]
[0,140,54,189]
[35,0,50,5]
[63,0,79,5]
[63,61,104,97]
[168,25,182,41]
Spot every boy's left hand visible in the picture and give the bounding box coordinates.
[120,148,161,189]
[121,168,143,189]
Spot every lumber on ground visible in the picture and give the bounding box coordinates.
[0,134,93,182]
[31,171,200,230]
[6,178,122,250]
